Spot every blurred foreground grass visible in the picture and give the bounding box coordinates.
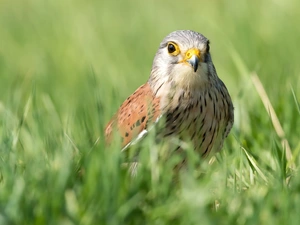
[0,0,300,224]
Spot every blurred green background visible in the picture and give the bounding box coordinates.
[0,0,300,224]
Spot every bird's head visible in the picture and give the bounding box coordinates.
[149,30,216,95]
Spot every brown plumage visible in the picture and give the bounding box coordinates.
[105,83,161,147]
[105,30,234,158]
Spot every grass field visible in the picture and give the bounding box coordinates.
[0,0,300,224]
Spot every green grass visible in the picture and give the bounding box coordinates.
[0,0,300,224]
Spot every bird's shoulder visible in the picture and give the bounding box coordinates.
[105,83,161,147]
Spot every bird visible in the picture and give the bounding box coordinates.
[105,30,234,160]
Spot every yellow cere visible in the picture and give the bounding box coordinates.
[184,48,201,62]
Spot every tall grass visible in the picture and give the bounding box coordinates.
[0,0,299,224]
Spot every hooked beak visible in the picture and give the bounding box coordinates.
[183,48,201,72]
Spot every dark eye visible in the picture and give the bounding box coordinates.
[206,40,210,53]
[167,43,176,53]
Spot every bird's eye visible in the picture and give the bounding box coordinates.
[206,40,210,53]
[167,42,180,55]
[168,43,176,53]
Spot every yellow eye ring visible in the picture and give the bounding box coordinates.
[167,42,180,56]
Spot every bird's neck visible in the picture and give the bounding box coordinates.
[148,66,213,111]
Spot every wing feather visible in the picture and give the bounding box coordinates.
[105,83,161,148]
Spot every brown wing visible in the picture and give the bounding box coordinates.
[105,83,161,148]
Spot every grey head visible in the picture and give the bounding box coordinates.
[160,30,210,56]
[149,30,217,94]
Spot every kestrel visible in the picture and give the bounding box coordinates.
[105,30,234,159]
